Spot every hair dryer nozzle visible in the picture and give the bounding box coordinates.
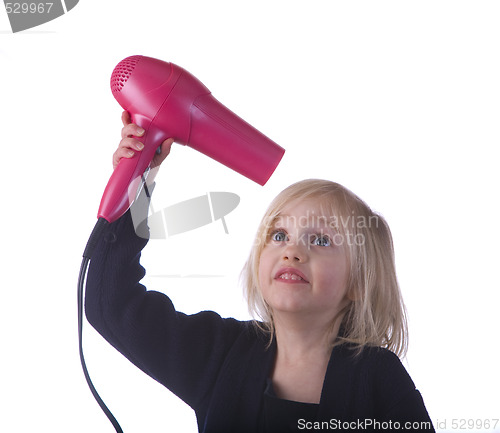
[98,55,285,223]
[188,93,285,186]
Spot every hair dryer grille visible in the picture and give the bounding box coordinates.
[110,55,142,94]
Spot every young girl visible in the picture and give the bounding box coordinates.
[85,112,434,432]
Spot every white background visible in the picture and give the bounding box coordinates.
[1,1,499,432]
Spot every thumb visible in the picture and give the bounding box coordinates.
[151,137,174,168]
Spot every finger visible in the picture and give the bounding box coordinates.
[113,137,145,169]
[121,122,145,139]
[151,138,174,168]
[121,110,131,127]
[161,137,174,154]
[118,137,145,152]
[113,146,137,169]
[113,143,140,168]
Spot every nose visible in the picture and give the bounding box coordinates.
[282,240,307,263]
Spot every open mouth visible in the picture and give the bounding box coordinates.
[275,268,309,283]
[278,272,305,281]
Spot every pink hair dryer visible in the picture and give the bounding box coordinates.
[98,55,285,223]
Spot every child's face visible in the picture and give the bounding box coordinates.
[258,199,350,325]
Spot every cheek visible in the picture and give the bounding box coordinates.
[316,257,349,295]
[257,250,271,288]
[258,246,280,297]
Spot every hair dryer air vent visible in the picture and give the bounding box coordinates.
[110,55,142,95]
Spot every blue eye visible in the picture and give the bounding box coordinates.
[311,234,331,247]
[271,230,288,242]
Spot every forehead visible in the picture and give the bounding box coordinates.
[272,198,337,229]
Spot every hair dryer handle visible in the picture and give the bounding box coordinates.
[97,115,168,223]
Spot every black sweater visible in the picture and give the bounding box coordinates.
[85,211,435,432]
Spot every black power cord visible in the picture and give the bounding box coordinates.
[77,217,123,432]
[79,173,154,431]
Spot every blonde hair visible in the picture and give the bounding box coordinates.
[242,179,408,358]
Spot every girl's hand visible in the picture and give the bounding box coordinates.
[112,111,174,172]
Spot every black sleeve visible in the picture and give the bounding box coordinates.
[375,350,435,431]
[84,198,243,410]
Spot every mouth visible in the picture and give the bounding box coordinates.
[275,267,309,283]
